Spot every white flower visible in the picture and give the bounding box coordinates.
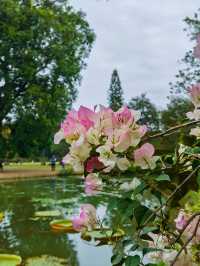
[70,140,92,161]
[190,127,200,139]
[186,109,200,121]
[87,127,101,145]
[62,154,84,173]
[96,145,117,172]
[117,157,131,171]
[120,177,141,191]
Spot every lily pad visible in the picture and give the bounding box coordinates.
[0,254,22,266]
[34,210,61,218]
[81,228,124,244]
[25,255,68,266]
[0,213,4,223]
[50,219,77,233]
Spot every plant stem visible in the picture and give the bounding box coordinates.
[144,120,200,141]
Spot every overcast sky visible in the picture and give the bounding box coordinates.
[70,0,200,109]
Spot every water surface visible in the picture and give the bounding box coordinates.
[0,177,115,265]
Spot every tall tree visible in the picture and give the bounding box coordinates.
[161,97,193,129]
[108,69,124,111]
[170,10,200,94]
[128,93,160,131]
[0,0,95,158]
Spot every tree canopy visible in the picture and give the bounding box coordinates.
[0,0,95,159]
[161,96,193,129]
[128,93,160,131]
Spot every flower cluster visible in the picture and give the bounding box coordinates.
[186,84,200,139]
[54,105,159,192]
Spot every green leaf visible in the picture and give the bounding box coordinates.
[125,255,140,266]
[155,174,170,182]
[141,226,158,235]
[111,254,123,265]
[81,228,124,244]
[34,210,61,217]
[197,171,200,187]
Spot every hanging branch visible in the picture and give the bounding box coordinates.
[144,120,200,141]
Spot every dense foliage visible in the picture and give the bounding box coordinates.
[128,93,160,131]
[0,0,95,159]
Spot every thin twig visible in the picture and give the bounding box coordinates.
[170,216,200,266]
[144,120,200,141]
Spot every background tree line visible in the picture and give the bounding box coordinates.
[108,69,193,130]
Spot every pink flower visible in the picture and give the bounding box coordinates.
[61,110,85,143]
[96,106,114,134]
[84,173,102,195]
[113,129,132,153]
[112,106,134,128]
[72,211,88,231]
[134,143,158,169]
[72,204,97,231]
[78,106,96,130]
[189,83,200,108]
[86,156,104,173]
[56,106,96,144]
[175,210,188,230]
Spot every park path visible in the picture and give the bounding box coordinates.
[0,168,60,182]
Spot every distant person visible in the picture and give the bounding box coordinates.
[50,155,56,171]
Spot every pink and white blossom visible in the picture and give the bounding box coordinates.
[72,204,97,232]
[84,173,102,195]
[134,143,158,170]
[56,105,151,173]
[174,210,188,230]
[187,109,200,121]
[188,83,200,108]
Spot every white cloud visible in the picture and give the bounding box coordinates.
[70,0,200,109]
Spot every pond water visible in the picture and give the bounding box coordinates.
[0,176,118,266]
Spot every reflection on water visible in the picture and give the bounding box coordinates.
[0,177,114,266]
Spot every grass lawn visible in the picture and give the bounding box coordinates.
[0,162,65,180]
[3,162,63,171]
